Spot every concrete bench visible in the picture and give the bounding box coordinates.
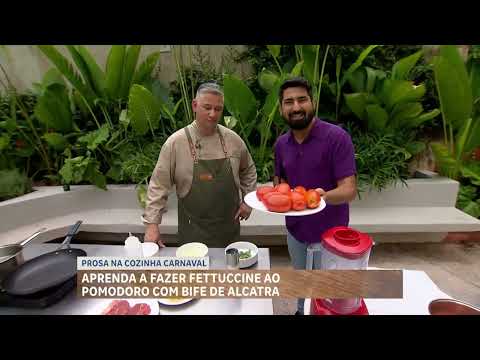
[1,173,479,246]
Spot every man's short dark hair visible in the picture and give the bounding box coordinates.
[279,77,313,103]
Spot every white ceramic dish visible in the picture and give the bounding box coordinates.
[176,242,208,258]
[244,191,326,216]
[141,242,159,257]
[157,297,194,306]
[225,241,258,268]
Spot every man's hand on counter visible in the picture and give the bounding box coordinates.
[144,223,166,247]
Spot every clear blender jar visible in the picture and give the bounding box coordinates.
[307,226,373,315]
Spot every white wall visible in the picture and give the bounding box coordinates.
[0,45,252,93]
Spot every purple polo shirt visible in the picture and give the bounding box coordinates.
[274,118,357,244]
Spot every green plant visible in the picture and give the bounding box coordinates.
[223,51,304,182]
[427,45,480,218]
[456,183,480,218]
[346,123,413,193]
[343,49,440,135]
[430,45,480,181]
[0,168,32,200]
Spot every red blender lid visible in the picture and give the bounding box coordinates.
[321,227,373,259]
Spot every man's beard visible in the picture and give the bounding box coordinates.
[285,110,314,130]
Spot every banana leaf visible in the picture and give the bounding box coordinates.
[66,45,96,95]
[300,45,318,85]
[34,83,73,133]
[258,69,279,92]
[433,45,472,131]
[344,93,368,121]
[105,45,126,100]
[119,45,141,99]
[366,104,388,132]
[223,74,257,138]
[392,50,423,80]
[37,45,95,104]
[133,52,160,85]
[380,79,426,111]
[128,84,161,136]
[404,108,441,129]
[389,103,424,129]
[267,45,281,59]
[341,45,379,87]
[76,45,106,98]
[347,69,366,93]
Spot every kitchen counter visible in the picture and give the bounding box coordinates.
[0,244,274,315]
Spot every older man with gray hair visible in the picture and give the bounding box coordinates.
[143,82,257,247]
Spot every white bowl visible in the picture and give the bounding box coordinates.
[176,242,209,258]
[225,241,258,268]
[142,242,159,257]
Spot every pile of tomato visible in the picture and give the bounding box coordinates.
[256,183,321,213]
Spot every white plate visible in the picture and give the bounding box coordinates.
[244,191,326,216]
[157,297,194,306]
[142,242,159,257]
[89,298,160,315]
[225,241,258,268]
[176,242,208,258]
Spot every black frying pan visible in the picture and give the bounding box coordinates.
[2,221,86,296]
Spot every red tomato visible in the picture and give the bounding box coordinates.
[306,189,321,209]
[275,183,291,196]
[293,186,307,198]
[262,191,282,203]
[256,186,275,201]
[291,191,307,211]
[263,193,292,212]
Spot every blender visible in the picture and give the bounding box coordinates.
[307,226,373,315]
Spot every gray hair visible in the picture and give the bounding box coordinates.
[195,82,224,98]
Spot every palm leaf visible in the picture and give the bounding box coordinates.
[76,45,106,98]
[133,52,160,85]
[37,45,94,104]
[105,45,126,100]
[119,45,141,99]
[341,45,379,87]
[462,162,480,186]
[66,45,96,94]
[433,45,472,131]
[431,142,459,179]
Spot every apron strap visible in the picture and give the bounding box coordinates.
[217,127,229,158]
[184,127,198,164]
